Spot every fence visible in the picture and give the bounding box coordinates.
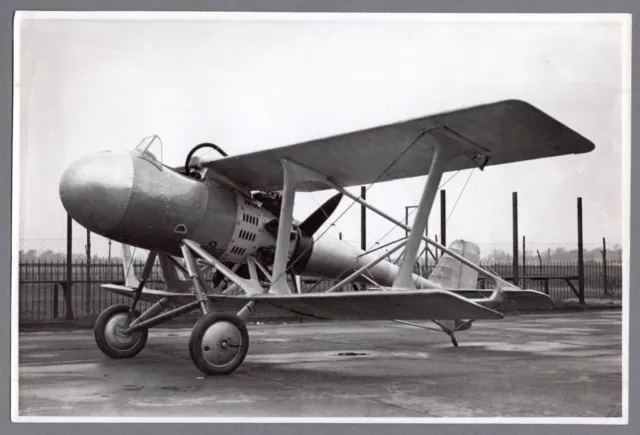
[17,259,623,323]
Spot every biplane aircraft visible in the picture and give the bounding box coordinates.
[59,100,594,375]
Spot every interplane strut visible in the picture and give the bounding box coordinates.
[263,146,511,302]
[269,159,328,294]
[393,143,455,288]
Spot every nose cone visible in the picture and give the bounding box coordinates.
[59,151,134,236]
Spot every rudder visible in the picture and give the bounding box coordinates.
[428,240,481,290]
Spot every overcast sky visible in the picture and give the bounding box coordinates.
[15,13,628,257]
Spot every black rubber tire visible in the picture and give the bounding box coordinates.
[188,312,249,375]
[94,304,148,359]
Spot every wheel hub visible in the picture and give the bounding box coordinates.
[104,313,142,351]
[201,321,243,368]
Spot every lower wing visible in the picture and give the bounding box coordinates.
[101,284,505,321]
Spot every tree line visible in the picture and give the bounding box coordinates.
[482,246,622,263]
[19,245,623,264]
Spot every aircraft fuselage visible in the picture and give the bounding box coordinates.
[59,149,276,258]
[59,149,435,288]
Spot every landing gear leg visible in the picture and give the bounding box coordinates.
[180,239,257,376]
[130,251,157,313]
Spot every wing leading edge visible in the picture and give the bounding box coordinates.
[200,99,595,192]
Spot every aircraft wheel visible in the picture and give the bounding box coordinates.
[188,312,249,375]
[94,304,148,359]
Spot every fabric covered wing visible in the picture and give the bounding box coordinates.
[200,100,594,192]
[101,285,195,305]
[452,288,554,307]
[101,285,503,320]
[217,290,504,321]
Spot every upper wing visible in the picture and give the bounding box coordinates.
[200,100,594,192]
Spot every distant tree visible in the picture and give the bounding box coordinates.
[19,250,38,261]
[480,246,623,263]
[484,249,512,263]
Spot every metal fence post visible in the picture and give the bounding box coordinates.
[61,281,75,320]
[53,283,59,319]
[86,229,92,315]
[512,192,519,287]
[522,235,526,288]
[66,214,72,309]
[602,237,608,295]
[361,186,367,251]
[577,198,585,304]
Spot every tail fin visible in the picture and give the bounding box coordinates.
[121,244,140,287]
[428,240,481,290]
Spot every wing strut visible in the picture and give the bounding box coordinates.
[258,151,514,305]
[326,239,408,293]
[268,155,511,299]
[393,142,456,288]
[323,176,511,300]
[268,159,329,294]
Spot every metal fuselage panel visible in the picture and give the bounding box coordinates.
[59,151,135,236]
[218,193,277,263]
[60,150,252,258]
[110,155,209,255]
[189,182,241,257]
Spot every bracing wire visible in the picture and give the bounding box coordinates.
[370,161,475,269]
[123,245,137,281]
[365,166,465,253]
[268,130,431,289]
[446,168,475,223]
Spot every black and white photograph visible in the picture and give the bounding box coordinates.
[12,12,630,422]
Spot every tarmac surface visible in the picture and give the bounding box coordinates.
[18,310,622,419]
